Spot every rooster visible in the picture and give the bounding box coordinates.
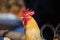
[20,9,42,40]
[0,0,42,40]
[4,9,42,40]
[0,9,42,40]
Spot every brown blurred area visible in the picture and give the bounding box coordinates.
[0,0,26,40]
[0,0,25,16]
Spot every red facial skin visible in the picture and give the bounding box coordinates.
[21,9,35,25]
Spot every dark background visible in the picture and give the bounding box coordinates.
[24,0,60,28]
[24,0,60,40]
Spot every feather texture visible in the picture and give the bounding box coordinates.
[25,16,42,40]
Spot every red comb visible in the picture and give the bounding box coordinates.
[21,9,35,25]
